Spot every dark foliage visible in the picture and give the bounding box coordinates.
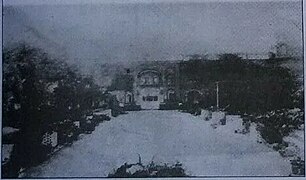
[179,54,302,114]
[2,44,105,177]
[256,108,304,144]
[108,161,187,178]
[179,54,303,144]
[108,74,134,91]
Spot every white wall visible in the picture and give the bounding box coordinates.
[135,87,164,109]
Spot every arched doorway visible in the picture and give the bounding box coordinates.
[125,92,133,104]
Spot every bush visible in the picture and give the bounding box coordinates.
[179,54,301,114]
[180,55,303,145]
[108,161,188,178]
[2,44,106,177]
[256,108,304,144]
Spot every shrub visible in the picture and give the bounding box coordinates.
[2,44,105,177]
[256,108,304,144]
[179,54,301,114]
[108,161,188,178]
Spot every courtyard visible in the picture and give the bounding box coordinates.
[26,110,291,177]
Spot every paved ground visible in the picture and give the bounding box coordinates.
[27,110,291,177]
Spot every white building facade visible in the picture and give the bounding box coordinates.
[109,61,180,110]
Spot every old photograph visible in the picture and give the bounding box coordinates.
[2,0,305,178]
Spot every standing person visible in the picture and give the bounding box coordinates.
[242,114,250,134]
[194,101,201,115]
[245,120,251,133]
[110,95,121,117]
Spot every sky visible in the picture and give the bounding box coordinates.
[3,0,303,68]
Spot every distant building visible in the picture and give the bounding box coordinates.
[108,51,291,110]
[109,61,180,110]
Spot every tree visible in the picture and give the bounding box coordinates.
[179,53,301,114]
[3,44,104,177]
